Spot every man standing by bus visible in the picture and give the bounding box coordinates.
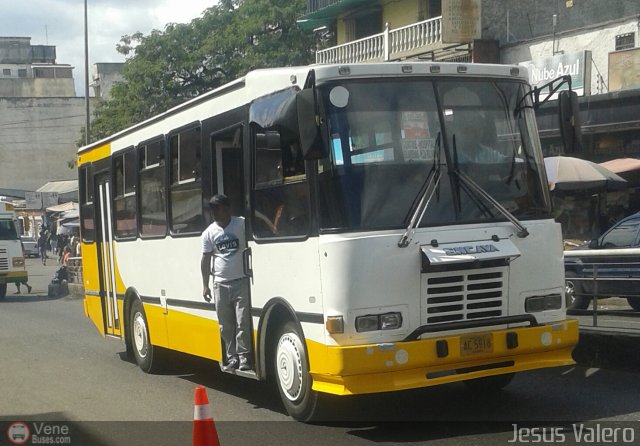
[201,194,252,372]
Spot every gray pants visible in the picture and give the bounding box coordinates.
[213,278,251,362]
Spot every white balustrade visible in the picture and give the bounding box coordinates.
[316,16,444,64]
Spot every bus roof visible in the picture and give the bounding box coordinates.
[77,62,529,156]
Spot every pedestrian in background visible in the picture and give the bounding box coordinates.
[15,280,32,294]
[37,233,47,265]
[50,233,58,256]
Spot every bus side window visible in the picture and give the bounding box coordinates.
[169,126,203,235]
[79,165,95,242]
[139,139,167,237]
[113,149,137,239]
[252,126,309,239]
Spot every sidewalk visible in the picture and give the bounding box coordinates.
[17,252,83,299]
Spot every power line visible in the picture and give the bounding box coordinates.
[0,114,86,127]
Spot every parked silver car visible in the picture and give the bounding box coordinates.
[20,235,38,258]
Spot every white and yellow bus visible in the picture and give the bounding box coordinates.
[78,62,579,421]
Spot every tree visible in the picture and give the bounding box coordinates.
[85,0,315,143]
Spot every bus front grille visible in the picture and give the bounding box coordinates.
[0,248,8,270]
[421,266,507,325]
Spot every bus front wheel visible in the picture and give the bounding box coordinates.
[129,299,159,373]
[273,321,320,422]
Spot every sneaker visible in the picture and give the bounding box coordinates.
[238,356,252,371]
[222,357,239,372]
[14,290,20,294]
[27,285,32,293]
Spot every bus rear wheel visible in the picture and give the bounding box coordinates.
[129,299,160,373]
[273,321,321,422]
[0,284,6,299]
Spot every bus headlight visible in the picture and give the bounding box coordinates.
[356,312,403,332]
[12,257,25,268]
[525,294,562,312]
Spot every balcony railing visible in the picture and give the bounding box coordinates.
[316,16,448,64]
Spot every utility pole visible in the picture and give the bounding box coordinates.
[84,0,90,145]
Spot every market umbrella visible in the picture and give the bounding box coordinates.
[544,156,627,192]
[599,158,640,174]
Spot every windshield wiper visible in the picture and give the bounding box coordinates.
[445,133,528,238]
[455,169,529,237]
[449,135,529,238]
[398,133,442,248]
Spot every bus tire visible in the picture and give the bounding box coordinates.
[273,321,320,422]
[464,372,515,392]
[129,298,159,373]
[0,283,6,299]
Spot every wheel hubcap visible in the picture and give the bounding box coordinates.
[276,333,304,401]
[133,312,148,358]
[565,280,575,305]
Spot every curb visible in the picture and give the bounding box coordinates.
[66,283,85,300]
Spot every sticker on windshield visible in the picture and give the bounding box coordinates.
[329,86,349,108]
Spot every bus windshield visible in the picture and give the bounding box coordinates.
[317,78,551,232]
[0,219,18,240]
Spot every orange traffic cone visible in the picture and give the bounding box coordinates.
[193,386,220,446]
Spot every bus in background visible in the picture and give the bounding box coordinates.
[0,202,27,299]
[77,63,580,421]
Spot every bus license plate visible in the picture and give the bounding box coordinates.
[460,334,493,356]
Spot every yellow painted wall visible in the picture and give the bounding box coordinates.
[383,0,421,29]
[337,18,348,44]
[335,0,421,45]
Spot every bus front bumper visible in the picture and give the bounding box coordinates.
[309,319,578,396]
[0,271,28,284]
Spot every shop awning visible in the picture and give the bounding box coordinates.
[297,0,371,30]
[599,158,640,174]
[36,180,78,194]
[46,201,79,213]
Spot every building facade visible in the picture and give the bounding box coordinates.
[0,36,75,97]
[0,37,91,194]
[91,62,124,100]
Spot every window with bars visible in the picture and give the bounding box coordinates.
[615,33,635,51]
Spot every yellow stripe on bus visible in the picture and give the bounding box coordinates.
[77,143,111,165]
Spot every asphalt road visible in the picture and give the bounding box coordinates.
[2,258,640,445]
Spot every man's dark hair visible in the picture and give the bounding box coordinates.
[209,194,230,207]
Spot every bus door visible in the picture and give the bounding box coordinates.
[95,172,122,338]
[210,125,257,368]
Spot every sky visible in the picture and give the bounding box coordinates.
[0,0,217,96]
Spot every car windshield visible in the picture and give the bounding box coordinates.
[599,215,640,248]
[0,219,18,240]
[316,78,551,232]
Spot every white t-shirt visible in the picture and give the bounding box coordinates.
[201,216,246,283]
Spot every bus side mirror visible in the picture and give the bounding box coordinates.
[558,90,582,154]
[297,89,325,160]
